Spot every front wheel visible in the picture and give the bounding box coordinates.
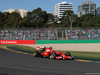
[65,52,71,56]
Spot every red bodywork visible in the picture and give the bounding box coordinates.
[40,48,53,57]
[56,54,73,60]
[37,47,74,60]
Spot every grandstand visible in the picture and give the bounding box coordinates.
[0,28,100,40]
[0,28,58,40]
[65,28,100,40]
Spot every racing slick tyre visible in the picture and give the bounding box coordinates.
[65,52,71,56]
[34,51,40,57]
[50,53,56,59]
[47,52,51,58]
[72,57,75,60]
[65,52,75,60]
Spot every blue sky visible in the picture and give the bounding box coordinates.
[0,0,100,14]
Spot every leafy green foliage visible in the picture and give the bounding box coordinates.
[76,14,100,27]
[3,12,22,28]
[0,8,100,28]
[0,12,4,27]
[60,10,78,27]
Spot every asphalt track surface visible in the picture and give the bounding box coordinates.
[0,48,100,75]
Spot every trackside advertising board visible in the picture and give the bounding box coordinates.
[0,40,35,44]
[0,40,100,44]
[36,40,100,44]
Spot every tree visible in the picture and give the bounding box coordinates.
[47,13,55,25]
[22,12,33,27]
[4,12,22,28]
[94,16,100,27]
[0,12,4,27]
[31,8,48,27]
[76,13,100,27]
[60,10,78,28]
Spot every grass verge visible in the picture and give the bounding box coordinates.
[1,44,35,54]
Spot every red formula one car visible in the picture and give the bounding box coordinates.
[34,47,74,60]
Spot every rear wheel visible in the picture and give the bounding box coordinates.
[51,53,56,59]
[47,52,51,58]
[34,51,39,57]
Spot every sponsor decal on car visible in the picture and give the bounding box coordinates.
[45,53,47,55]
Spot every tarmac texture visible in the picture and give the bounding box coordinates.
[0,48,100,75]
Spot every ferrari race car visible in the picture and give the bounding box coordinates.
[33,47,74,60]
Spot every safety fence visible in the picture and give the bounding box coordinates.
[0,28,58,40]
[0,28,100,40]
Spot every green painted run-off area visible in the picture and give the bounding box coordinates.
[36,40,100,44]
